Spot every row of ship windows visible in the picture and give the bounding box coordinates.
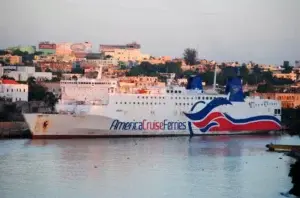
[115,102,276,107]
[166,90,182,94]
[275,109,281,114]
[116,102,166,105]
[137,96,221,100]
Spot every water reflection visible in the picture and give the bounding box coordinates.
[1,135,295,198]
[188,135,282,157]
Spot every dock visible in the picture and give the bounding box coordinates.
[266,143,300,152]
[0,122,31,139]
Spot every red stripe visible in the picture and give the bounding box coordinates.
[193,112,224,128]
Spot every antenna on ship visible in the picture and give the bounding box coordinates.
[213,63,217,92]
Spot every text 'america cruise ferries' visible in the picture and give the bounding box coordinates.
[23,66,282,138]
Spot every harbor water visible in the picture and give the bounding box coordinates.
[0,135,299,198]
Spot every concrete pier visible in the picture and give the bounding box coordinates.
[266,143,300,152]
[0,122,31,139]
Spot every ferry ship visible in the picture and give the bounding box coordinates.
[23,66,282,138]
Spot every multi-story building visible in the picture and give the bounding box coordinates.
[56,42,92,56]
[273,71,297,81]
[38,61,73,72]
[295,60,300,68]
[258,64,282,72]
[99,42,150,62]
[9,56,22,65]
[0,79,28,102]
[2,66,52,81]
[81,58,119,68]
[144,56,171,65]
[38,42,56,55]
[34,55,57,62]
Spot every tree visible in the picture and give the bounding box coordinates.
[45,68,52,72]
[34,51,43,56]
[183,48,197,66]
[165,62,182,75]
[28,84,47,101]
[43,92,58,112]
[27,76,36,86]
[0,50,10,55]
[257,83,274,93]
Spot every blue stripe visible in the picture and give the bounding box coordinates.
[199,122,218,133]
[185,98,232,121]
[223,113,281,125]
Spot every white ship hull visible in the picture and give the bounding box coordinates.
[23,113,275,138]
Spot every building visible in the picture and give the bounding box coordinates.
[144,56,171,65]
[39,41,56,55]
[273,71,297,81]
[56,42,92,56]
[99,42,150,62]
[9,56,22,65]
[38,61,73,72]
[81,58,119,68]
[0,79,28,102]
[295,60,300,68]
[251,92,300,108]
[2,66,52,81]
[7,45,36,54]
[102,68,129,78]
[258,64,282,72]
[34,55,57,62]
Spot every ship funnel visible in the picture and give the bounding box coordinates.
[186,74,203,91]
[225,67,244,102]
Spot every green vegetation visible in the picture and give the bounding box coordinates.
[282,108,300,136]
[27,77,58,111]
[183,48,198,66]
[126,61,294,88]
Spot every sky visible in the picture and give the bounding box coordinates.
[0,0,299,65]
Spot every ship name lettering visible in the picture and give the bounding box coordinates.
[109,119,186,131]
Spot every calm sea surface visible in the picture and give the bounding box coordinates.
[0,135,299,198]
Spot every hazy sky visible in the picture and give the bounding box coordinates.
[1,0,299,65]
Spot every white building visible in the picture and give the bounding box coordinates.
[0,79,28,102]
[83,59,119,67]
[2,66,52,81]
